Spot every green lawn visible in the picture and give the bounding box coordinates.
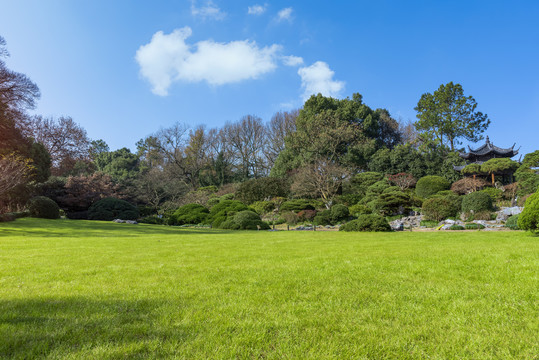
[0,218,538,359]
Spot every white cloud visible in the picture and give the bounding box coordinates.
[191,0,226,20]
[282,55,304,66]
[298,61,345,100]
[277,7,293,22]
[135,27,282,96]
[248,4,267,15]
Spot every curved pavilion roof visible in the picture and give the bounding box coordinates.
[459,136,519,160]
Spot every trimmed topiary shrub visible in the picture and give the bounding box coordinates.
[461,191,493,214]
[280,199,317,212]
[339,214,391,232]
[348,203,372,216]
[480,158,519,175]
[465,223,485,230]
[415,176,450,199]
[518,191,539,233]
[422,195,461,222]
[27,196,60,219]
[250,201,276,215]
[330,204,349,223]
[462,163,482,175]
[168,203,209,225]
[369,190,411,216]
[222,210,270,230]
[138,215,164,225]
[448,225,465,230]
[235,178,289,204]
[313,210,331,226]
[88,198,139,221]
[505,214,520,230]
[207,200,249,228]
[479,187,504,203]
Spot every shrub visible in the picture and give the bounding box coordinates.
[387,173,417,190]
[480,158,519,175]
[169,203,209,225]
[505,214,520,230]
[0,213,16,222]
[207,200,248,228]
[313,210,331,226]
[330,204,349,223]
[451,177,489,195]
[448,225,465,230]
[27,196,60,219]
[235,178,289,204]
[422,195,461,222]
[515,150,539,196]
[348,203,372,216]
[461,191,493,214]
[280,199,316,212]
[297,209,317,222]
[465,223,485,230]
[339,214,391,232]
[479,187,504,203]
[223,210,270,230]
[348,172,384,196]
[415,176,450,199]
[370,190,411,216]
[518,191,539,233]
[250,201,276,215]
[281,211,299,225]
[139,215,164,225]
[88,197,139,221]
[462,163,482,175]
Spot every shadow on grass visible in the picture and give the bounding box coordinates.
[0,297,191,358]
[0,218,236,239]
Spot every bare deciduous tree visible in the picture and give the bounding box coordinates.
[0,155,30,197]
[266,109,298,167]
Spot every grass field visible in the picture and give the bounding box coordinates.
[0,218,538,359]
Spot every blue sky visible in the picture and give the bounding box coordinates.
[1,0,538,156]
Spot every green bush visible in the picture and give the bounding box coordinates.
[415,176,450,199]
[0,213,16,222]
[313,210,331,226]
[448,225,465,230]
[168,204,209,225]
[505,214,520,230]
[515,151,539,196]
[280,211,299,225]
[138,215,164,225]
[461,191,493,214]
[480,158,519,175]
[422,195,461,222]
[250,201,275,215]
[280,199,316,212]
[221,210,270,230]
[465,223,485,230]
[235,178,289,204]
[27,196,60,219]
[348,203,372,216]
[339,214,391,232]
[348,172,384,196]
[88,198,139,221]
[207,200,248,228]
[518,192,539,233]
[462,163,482,175]
[370,190,411,216]
[479,187,504,203]
[330,204,349,223]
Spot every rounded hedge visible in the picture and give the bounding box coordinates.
[422,195,461,222]
[461,191,493,214]
[225,210,270,230]
[207,200,249,228]
[330,204,349,223]
[169,203,209,225]
[313,210,331,226]
[28,196,60,219]
[339,214,391,232]
[518,192,539,233]
[88,198,139,221]
[462,163,482,175]
[505,214,520,230]
[415,176,450,199]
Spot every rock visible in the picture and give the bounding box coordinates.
[113,219,125,223]
[126,220,138,225]
[496,207,523,223]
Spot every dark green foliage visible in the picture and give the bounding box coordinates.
[235,177,289,204]
[348,172,384,196]
[348,203,372,216]
[27,196,60,219]
[207,200,249,228]
[448,225,465,230]
[415,175,450,199]
[518,191,539,233]
[422,195,461,222]
[330,204,349,223]
[220,210,270,230]
[420,220,438,228]
[280,199,316,212]
[515,150,539,196]
[88,198,139,221]
[479,188,503,203]
[95,148,140,181]
[368,144,428,179]
[339,214,392,232]
[169,204,209,225]
[29,141,51,183]
[480,158,519,174]
[465,223,485,230]
[138,215,164,225]
[461,191,493,214]
[313,210,331,226]
[505,214,520,230]
[250,201,275,215]
[0,213,16,222]
[370,190,412,216]
[462,164,482,175]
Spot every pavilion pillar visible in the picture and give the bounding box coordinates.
[491,173,495,185]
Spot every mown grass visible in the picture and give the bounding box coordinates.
[0,218,538,359]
